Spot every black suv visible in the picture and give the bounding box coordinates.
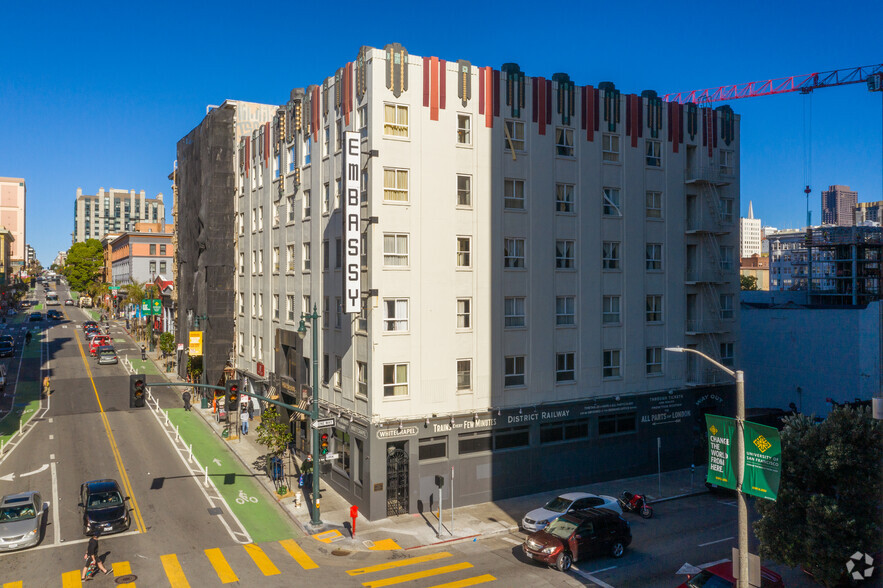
[78,479,131,535]
[522,508,631,572]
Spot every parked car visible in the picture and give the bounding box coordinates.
[96,346,118,365]
[522,492,621,533]
[46,310,63,320]
[78,479,130,536]
[89,335,111,356]
[0,490,45,551]
[28,312,42,322]
[0,364,7,391]
[0,338,14,358]
[677,561,784,588]
[522,508,632,571]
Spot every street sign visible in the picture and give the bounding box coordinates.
[705,414,737,491]
[742,420,781,500]
[151,299,162,315]
[109,286,121,290]
[311,418,335,429]
[321,453,339,461]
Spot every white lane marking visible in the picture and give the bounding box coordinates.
[48,418,53,423]
[699,558,731,568]
[0,528,140,557]
[588,566,618,574]
[699,536,734,547]
[20,463,49,477]
[50,461,61,544]
[571,564,616,588]
[50,454,55,460]
[500,536,522,546]
[0,473,14,482]
[49,434,54,440]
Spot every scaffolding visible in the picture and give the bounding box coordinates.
[806,226,883,305]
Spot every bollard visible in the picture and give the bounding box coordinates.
[175,425,179,442]
[204,466,209,487]
[165,410,170,426]
[188,444,193,463]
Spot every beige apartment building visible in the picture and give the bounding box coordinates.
[233,45,741,520]
[72,187,165,243]
[0,178,26,266]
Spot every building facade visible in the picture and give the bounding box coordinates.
[233,45,741,520]
[0,228,14,286]
[72,187,165,243]
[739,201,761,258]
[855,200,883,225]
[821,184,857,227]
[109,230,175,286]
[0,178,26,265]
[740,254,769,290]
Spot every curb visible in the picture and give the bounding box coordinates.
[648,489,709,504]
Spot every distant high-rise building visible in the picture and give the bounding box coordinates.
[740,201,762,258]
[72,187,165,243]
[821,185,857,226]
[855,201,883,225]
[0,177,27,265]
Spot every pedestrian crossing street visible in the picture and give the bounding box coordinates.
[3,542,496,587]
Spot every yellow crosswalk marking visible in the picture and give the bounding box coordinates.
[244,543,281,576]
[61,571,81,588]
[280,538,318,570]
[347,551,453,576]
[428,574,496,588]
[362,562,473,588]
[160,553,191,588]
[3,581,23,588]
[205,548,239,583]
[113,561,134,585]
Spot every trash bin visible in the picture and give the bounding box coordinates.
[269,456,283,481]
[201,397,209,409]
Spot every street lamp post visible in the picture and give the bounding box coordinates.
[665,346,748,588]
[297,304,322,528]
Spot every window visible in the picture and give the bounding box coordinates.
[457,359,472,391]
[720,342,734,366]
[419,437,447,461]
[646,191,662,219]
[335,239,342,269]
[556,240,575,269]
[358,105,368,137]
[159,261,167,274]
[603,188,621,216]
[459,431,492,454]
[303,243,311,271]
[335,297,342,329]
[494,426,530,450]
[251,293,256,316]
[334,355,342,388]
[720,198,734,223]
[323,297,329,327]
[160,244,167,255]
[646,243,663,271]
[384,298,408,332]
[719,246,734,271]
[286,244,295,272]
[457,114,471,145]
[272,248,280,273]
[238,213,244,235]
[504,356,525,387]
[323,240,329,270]
[383,363,408,397]
[303,190,311,218]
[238,292,244,314]
[456,237,471,268]
[457,175,472,207]
[383,104,409,137]
[149,261,156,274]
[287,295,295,321]
[602,133,620,162]
[504,120,525,151]
[602,296,620,324]
[323,183,330,214]
[322,126,330,157]
[273,294,279,320]
[602,241,620,270]
[556,352,575,382]
[603,349,621,378]
[149,244,156,255]
[238,252,245,274]
[358,298,368,332]
[720,293,734,319]
[304,136,311,165]
[646,295,663,323]
[540,419,589,443]
[257,250,263,274]
[504,297,525,328]
[556,184,574,213]
[273,153,280,179]
[556,296,575,326]
[555,127,574,156]
[357,362,368,397]
[599,412,636,435]
[258,207,264,231]
[322,354,329,384]
[251,335,256,359]
[335,120,342,153]
[383,168,409,202]
[720,150,734,175]
[257,294,263,318]
[504,238,525,268]
[646,140,662,167]
[646,347,663,375]
[504,179,525,210]
[303,295,311,315]
[383,233,409,267]
[288,146,296,173]
[456,298,471,329]
[237,332,244,355]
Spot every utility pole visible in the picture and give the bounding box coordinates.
[298,305,322,528]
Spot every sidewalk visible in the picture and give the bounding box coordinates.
[132,331,708,551]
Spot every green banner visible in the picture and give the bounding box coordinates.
[151,299,162,315]
[141,300,150,313]
[706,414,737,490]
[743,420,781,501]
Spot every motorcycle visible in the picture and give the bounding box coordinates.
[619,491,653,518]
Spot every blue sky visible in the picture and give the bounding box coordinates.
[1,0,880,264]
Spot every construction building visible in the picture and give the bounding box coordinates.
[230,44,741,520]
[72,187,165,243]
[821,184,857,227]
[806,225,883,305]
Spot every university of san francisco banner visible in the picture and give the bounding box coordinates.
[705,414,737,491]
[343,131,361,313]
[742,421,781,501]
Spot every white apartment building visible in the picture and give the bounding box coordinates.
[73,187,165,243]
[234,44,741,520]
[739,201,761,258]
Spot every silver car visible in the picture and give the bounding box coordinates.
[97,345,118,365]
[521,491,621,533]
[0,491,45,551]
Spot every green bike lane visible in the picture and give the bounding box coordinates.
[0,317,44,444]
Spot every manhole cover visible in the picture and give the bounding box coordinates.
[115,574,138,584]
[331,549,352,556]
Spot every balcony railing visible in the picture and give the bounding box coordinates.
[684,166,733,185]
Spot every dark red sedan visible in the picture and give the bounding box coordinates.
[522,508,631,572]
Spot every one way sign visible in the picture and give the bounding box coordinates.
[311,418,335,429]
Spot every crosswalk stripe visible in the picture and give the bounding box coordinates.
[427,574,497,588]
[362,562,473,588]
[205,548,239,583]
[280,538,318,570]
[347,551,453,576]
[3,581,23,588]
[114,561,134,585]
[160,553,191,588]
[244,543,281,576]
[61,571,81,588]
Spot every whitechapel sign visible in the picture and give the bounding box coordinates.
[343,131,361,313]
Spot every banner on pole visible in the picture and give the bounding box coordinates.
[742,420,781,500]
[705,414,737,490]
[189,331,203,356]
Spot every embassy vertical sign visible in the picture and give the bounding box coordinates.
[343,131,361,313]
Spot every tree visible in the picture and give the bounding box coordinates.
[123,282,145,309]
[159,332,176,370]
[256,406,292,457]
[62,239,103,291]
[754,407,883,586]
[741,274,759,290]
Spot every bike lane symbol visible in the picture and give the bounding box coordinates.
[236,490,258,505]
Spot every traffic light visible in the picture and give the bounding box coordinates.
[129,374,146,408]
[225,379,241,410]
[320,432,329,455]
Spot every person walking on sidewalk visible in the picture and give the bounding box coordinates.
[182,389,191,411]
[141,344,146,361]
[247,398,254,422]
[81,530,111,579]
[240,403,249,435]
[301,454,314,493]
